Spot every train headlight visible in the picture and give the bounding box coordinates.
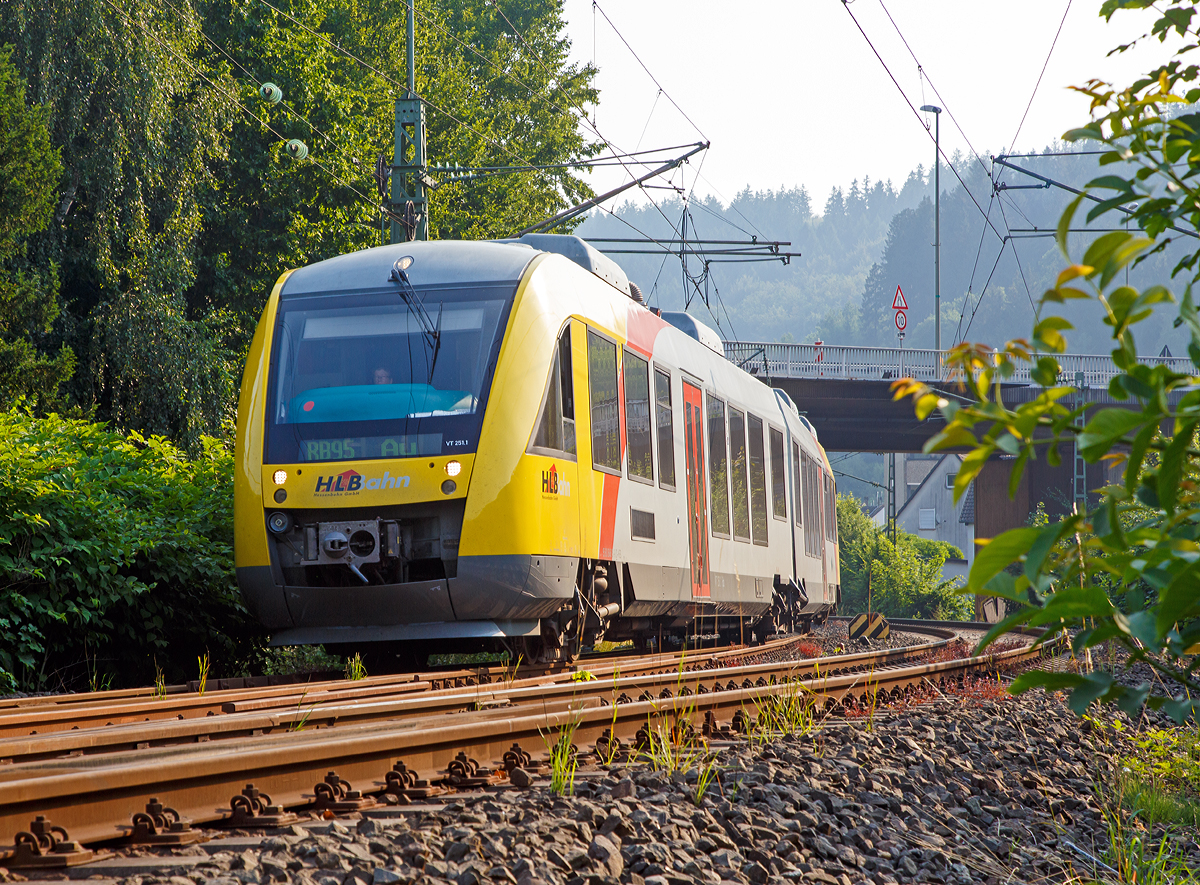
[272,469,287,485]
[445,460,461,477]
[441,479,457,495]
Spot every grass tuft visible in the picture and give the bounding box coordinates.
[196,651,210,696]
[543,715,581,796]
[343,652,367,681]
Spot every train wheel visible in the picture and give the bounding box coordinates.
[519,633,580,665]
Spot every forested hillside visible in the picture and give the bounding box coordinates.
[578,148,1195,356]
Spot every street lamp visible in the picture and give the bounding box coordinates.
[921,105,941,354]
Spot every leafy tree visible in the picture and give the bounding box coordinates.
[893,0,1200,722]
[0,409,251,693]
[194,0,599,340]
[0,0,598,446]
[835,494,971,620]
[0,0,237,450]
[0,43,72,408]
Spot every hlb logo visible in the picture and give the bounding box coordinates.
[541,464,570,497]
[313,468,411,495]
[315,469,362,494]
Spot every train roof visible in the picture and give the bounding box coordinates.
[279,240,538,298]
[279,235,640,302]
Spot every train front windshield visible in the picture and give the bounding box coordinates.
[265,284,513,463]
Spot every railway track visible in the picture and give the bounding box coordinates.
[0,621,1056,868]
[0,636,806,740]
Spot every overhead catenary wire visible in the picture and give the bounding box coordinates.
[98,0,386,224]
[158,0,683,223]
[953,190,997,346]
[840,0,1006,245]
[249,0,715,250]
[995,198,1038,313]
[877,0,991,180]
[252,0,759,333]
[959,239,1008,342]
[154,0,344,154]
[486,0,751,335]
[483,0,681,197]
[1009,0,1073,151]
[590,1,709,143]
[249,0,554,182]
[481,0,773,296]
[852,0,1095,342]
[488,0,768,302]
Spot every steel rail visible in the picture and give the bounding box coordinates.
[0,628,955,765]
[0,624,1044,857]
[0,635,805,739]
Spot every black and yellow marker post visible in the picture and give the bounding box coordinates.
[849,612,890,641]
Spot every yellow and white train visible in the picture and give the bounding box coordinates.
[234,235,839,663]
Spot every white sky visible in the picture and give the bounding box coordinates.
[562,0,1178,211]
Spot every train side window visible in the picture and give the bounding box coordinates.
[728,408,750,541]
[531,325,576,456]
[587,330,621,473]
[707,394,731,537]
[792,441,802,528]
[624,350,653,483]
[748,414,769,546]
[804,453,821,557]
[769,427,786,520]
[654,368,676,490]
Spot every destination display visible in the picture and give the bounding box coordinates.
[297,432,442,462]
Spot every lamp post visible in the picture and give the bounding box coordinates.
[921,105,941,356]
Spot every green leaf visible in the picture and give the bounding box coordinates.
[1158,419,1196,515]
[1064,671,1117,716]
[1081,231,1132,274]
[1024,519,1074,583]
[1057,193,1087,253]
[1033,316,1073,353]
[1116,609,1161,648]
[1078,408,1146,460]
[968,528,1039,593]
[1009,669,1085,695]
[1156,562,1200,635]
[1161,696,1199,723]
[1033,584,1116,622]
[1126,422,1158,494]
[1116,684,1151,718]
[1092,496,1125,547]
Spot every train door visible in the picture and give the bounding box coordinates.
[791,440,803,592]
[824,472,839,606]
[818,471,828,602]
[682,381,710,597]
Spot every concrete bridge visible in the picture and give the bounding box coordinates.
[723,341,1192,453]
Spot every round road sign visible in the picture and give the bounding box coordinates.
[894,311,907,331]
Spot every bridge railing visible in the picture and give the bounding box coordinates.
[723,341,1195,386]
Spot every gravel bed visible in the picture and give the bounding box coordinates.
[16,690,1194,885]
[808,622,943,656]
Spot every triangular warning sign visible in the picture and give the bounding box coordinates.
[892,285,908,310]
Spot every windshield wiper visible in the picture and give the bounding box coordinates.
[389,259,442,382]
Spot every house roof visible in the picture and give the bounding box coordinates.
[895,453,961,521]
[959,482,975,525]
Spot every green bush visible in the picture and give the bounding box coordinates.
[836,494,971,620]
[0,409,259,692]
